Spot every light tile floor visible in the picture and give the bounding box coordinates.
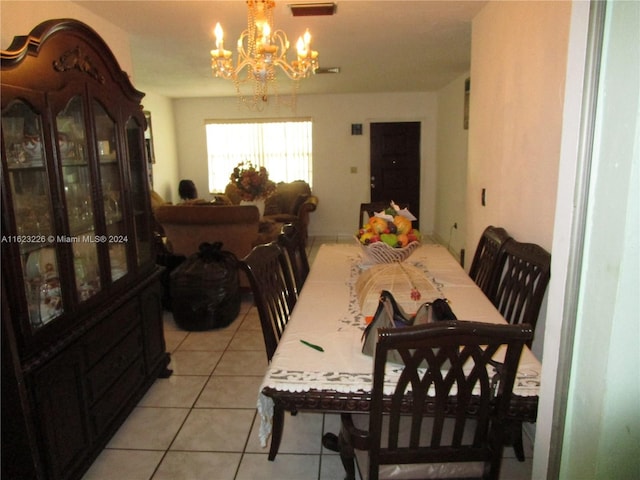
[82,236,533,480]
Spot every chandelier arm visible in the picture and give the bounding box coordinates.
[236,30,251,57]
[272,59,308,80]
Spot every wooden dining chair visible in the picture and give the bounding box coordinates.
[239,242,297,361]
[335,321,532,480]
[239,241,297,461]
[468,226,512,299]
[277,223,310,295]
[358,202,389,229]
[491,239,550,462]
[492,240,551,339]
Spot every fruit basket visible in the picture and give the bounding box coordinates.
[356,201,421,264]
[357,238,420,264]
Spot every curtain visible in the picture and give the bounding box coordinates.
[206,120,312,193]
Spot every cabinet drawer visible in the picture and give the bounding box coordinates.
[89,355,145,438]
[83,301,140,368]
[86,326,143,404]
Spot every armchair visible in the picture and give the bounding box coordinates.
[225,180,318,246]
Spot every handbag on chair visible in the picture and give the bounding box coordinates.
[361,290,457,363]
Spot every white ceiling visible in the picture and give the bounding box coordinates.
[75,1,487,99]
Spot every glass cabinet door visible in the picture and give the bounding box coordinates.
[94,100,128,281]
[126,118,152,266]
[56,96,101,301]
[2,100,64,328]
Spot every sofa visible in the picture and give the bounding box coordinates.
[154,204,260,288]
[151,181,318,289]
[224,180,318,246]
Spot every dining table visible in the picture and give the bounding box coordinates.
[257,242,541,456]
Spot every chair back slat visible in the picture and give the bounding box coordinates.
[277,223,310,295]
[469,226,512,298]
[365,321,532,480]
[493,241,551,342]
[240,242,297,360]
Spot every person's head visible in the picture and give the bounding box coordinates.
[178,179,197,200]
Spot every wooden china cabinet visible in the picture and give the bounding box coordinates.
[1,19,170,479]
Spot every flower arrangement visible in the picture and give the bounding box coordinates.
[229,161,276,201]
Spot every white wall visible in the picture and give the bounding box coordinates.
[141,92,180,203]
[467,0,571,254]
[172,92,438,237]
[434,72,469,264]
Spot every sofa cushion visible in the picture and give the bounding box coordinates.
[263,213,297,224]
[275,181,312,214]
[263,193,282,216]
[256,219,284,245]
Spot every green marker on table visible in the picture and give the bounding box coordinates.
[300,339,324,352]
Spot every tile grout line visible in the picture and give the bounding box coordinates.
[147,300,257,479]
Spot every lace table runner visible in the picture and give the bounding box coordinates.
[338,255,445,329]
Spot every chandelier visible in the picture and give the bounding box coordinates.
[210,0,319,110]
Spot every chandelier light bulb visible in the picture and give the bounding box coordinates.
[296,36,306,57]
[262,23,271,43]
[214,22,224,49]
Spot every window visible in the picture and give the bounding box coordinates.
[206,120,313,193]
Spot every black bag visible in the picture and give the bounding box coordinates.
[170,242,241,331]
[362,290,456,363]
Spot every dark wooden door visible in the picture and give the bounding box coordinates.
[370,122,421,228]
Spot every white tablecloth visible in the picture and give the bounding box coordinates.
[257,243,541,446]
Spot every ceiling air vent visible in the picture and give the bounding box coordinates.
[289,3,337,17]
[316,67,340,74]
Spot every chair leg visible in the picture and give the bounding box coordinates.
[268,404,285,461]
[338,430,356,480]
[503,419,525,461]
[512,421,526,462]
[488,422,506,480]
